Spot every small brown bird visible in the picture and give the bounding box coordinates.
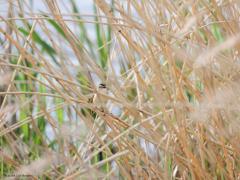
[91,83,108,112]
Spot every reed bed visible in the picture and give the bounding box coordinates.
[1,0,240,179]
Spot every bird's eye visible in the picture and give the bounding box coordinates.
[99,83,106,89]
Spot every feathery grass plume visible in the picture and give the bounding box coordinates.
[0,0,240,179]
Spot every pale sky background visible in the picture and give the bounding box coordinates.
[0,0,96,50]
